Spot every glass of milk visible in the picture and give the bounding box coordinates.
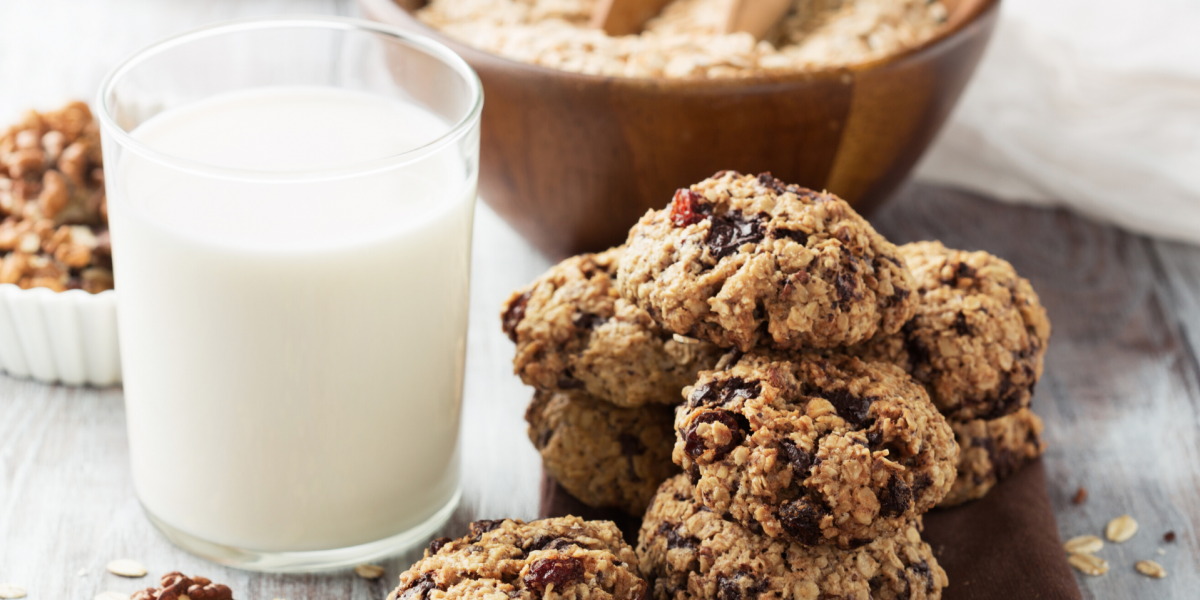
[96,17,481,572]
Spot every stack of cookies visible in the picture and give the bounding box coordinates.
[502,248,725,515]
[499,171,1052,599]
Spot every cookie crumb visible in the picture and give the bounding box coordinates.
[1163,530,1176,542]
[1072,487,1087,504]
[1068,553,1109,576]
[1135,560,1166,579]
[106,559,148,578]
[1063,535,1103,555]
[0,584,27,599]
[354,564,385,579]
[1105,515,1138,542]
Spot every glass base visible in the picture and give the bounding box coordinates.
[143,487,461,573]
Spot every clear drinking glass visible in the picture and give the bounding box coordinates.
[96,17,482,572]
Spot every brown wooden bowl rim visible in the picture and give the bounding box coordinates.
[359,0,1000,91]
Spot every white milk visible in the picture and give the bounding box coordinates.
[108,87,474,552]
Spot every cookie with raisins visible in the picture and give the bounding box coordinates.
[674,351,957,548]
[526,389,679,515]
[852,241,1051,421]
[616,172,917,352]
[638,474,948,600]
[502,247,723,407]
[389,517,647,600]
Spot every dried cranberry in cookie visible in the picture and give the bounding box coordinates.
[852,241,1051,421]
[617,172,917,351]
[501,247,723,407]
[638,475,949,600]
[525,389,679,515]
[673,351,957,548]
[939,408,1046,507]
[389,516,647,600]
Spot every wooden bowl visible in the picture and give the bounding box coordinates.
[361,0,1000,259]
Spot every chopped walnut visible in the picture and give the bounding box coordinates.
[130,572,233,600]
[0,101,111,293]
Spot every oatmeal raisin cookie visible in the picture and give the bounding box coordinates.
[617,172,917,351]
[638,474,948,600]
[674,351,957,548]
[526,389,679,515]
[939,408,1046,507]
[503,247,723,407]
[853,241,1050,420]
[389,517,647,600]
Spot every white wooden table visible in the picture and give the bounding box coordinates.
[2,2,1198,600]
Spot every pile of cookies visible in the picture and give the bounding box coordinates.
[392,171,1051,599]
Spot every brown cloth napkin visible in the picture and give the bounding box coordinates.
[539,458,1081,600]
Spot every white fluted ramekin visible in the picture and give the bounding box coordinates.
[0,284,121,386]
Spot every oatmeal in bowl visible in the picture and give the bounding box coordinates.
[417,0,950,79]
[362,0,1000,260]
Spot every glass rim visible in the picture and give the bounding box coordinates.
[95,16,484,183]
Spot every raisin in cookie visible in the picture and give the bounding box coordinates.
[527,389,679,515]
[616,172,917,352]
[674,351,957,548]
[939,408,1046,507]
[853,241,1051,421]
[389,517,647,600]
[638,475,948,600]
[503,247,723,407]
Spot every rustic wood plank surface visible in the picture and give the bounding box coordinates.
[1,2,1197,600]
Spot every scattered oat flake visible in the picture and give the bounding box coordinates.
[1063,535,1104,555]
[1105,514,1138,542]
[672,333,700,344]
[1068,553,1109,576]
[1072,487,1087,505]
[0,584,27,599]
[1135,560,1167,579]
[1157,548,1166,555]
[354,564,385,579]
[106,559,148,577]
[1163,530,1176,542]
[95,592,131,600]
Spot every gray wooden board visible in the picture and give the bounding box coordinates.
[1,1,1197,598]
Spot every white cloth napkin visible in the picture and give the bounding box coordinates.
[916,0,1200,244]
